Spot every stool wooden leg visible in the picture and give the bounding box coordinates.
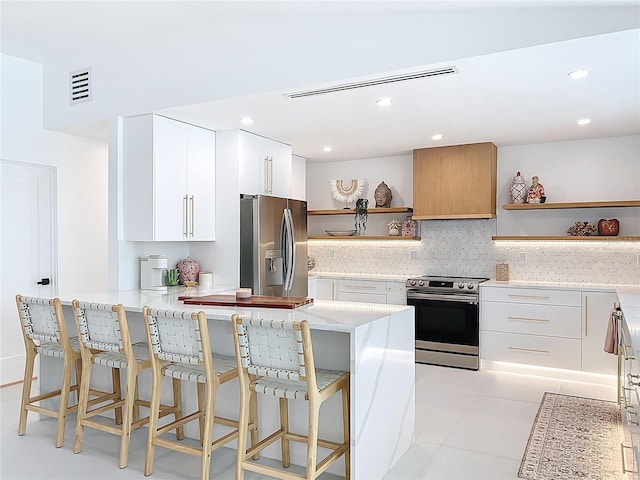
[74,357,83,403]
[74,354,93,454]
[236,383,250,480]
[200,382,215,480]
[144,363,163,476]
[197,382,205,446]
[112,367,123,425]
[279,397,290,468]
[172,377,184,440]
[342,384,350,480]
[18,346,37,437]
[249,390,259,459]
[306,398,320,480]
[55,353,74,447]
[132,378,140,424]
[119,366,137,469]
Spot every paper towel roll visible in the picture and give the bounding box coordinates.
[198,272,213,287]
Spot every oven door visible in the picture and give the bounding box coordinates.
[407,292,479,352]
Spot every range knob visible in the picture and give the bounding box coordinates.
[418,280,425,286]
[458,283,465,289]
[409,280,417,286]
[467,283,476,289]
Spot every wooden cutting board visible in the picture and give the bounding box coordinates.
[178,294,313,309]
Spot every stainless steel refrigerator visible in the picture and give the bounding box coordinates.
[240,194,308,297]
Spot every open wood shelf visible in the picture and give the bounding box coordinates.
[502,200,640,210]
[308,207,413,215]
[309,235,421,241]
[492,236,640,242]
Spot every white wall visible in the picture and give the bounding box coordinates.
[308,136,640,284]
[1,54,109,295]
[498,136,640,236]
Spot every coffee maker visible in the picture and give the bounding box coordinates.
[140,255,168,291]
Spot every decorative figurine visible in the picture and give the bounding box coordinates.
[527,176,545,204]
[566,221,597,236]
[354,198,368,235]
[387,218,402,236]
[374,181,393,208]
[509,171,527,204]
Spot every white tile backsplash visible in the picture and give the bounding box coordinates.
[308,219,640,285]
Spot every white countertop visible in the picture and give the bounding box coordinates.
[309,271,410,282]
[57,287,412,334]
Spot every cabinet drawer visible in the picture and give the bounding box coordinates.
[481,302,581,338]
[337,279,387,295]
[481,331,581,370]
[481,286,581,306]
[338,291,387,304]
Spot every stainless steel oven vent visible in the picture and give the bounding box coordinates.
[70,68,92,104]
[284,66,458,99]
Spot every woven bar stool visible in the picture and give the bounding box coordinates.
[142,308,258,480]
[72,300,182,468]
[16,295,84,448]
[232,315,350,480]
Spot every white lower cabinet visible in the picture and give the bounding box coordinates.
[481,285,618,375]
[620,315,640,479]
[482,331,582,370]
[312,277,406,305]
[315,278,337,300]
[582,290,618,375]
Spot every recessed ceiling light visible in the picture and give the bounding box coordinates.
[568,70,590,80]
[240,117,254,125]
[577,118,591,126]
[376,97,393,106]
[322,146,332,153]
[432,134,444,141]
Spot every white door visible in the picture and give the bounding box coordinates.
[1,161,56,385]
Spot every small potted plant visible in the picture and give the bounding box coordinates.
[166,268,180,286]
[387,218,402,236]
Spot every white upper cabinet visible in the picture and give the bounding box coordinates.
[238,130,293,198]
[123,114,216,241]
[290,154,306,201]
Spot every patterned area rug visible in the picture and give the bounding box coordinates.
[518,392,624,480]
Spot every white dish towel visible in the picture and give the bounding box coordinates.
[603,309,618,355]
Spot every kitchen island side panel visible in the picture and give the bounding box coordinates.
[352,306,415,479]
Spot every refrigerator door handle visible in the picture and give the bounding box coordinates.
[285,208,296,292]
[280,209,291,291]
[281,208,294,293]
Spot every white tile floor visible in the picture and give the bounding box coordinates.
[0,364,617,480]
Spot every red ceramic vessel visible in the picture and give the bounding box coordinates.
[597,218,620,236]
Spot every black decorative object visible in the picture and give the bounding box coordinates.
[355,198,368,236]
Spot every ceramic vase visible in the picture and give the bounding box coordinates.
[597,218,620,236]
[177,256,200,284]
[509,171,527,204]
[402,216,417,237]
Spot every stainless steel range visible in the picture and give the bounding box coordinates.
[406,275,488,370]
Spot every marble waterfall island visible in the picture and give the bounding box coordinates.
[46,290,415,479]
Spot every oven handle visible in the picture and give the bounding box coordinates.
[406,292,478,304]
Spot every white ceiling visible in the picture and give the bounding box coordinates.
[2,1,639,162]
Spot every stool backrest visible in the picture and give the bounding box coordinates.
[232,316,317,390]
[72,301,130,354]
[16,295,72,353]
[143,308,211,366]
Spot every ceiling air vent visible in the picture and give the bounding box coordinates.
[70,68,92,104]
[285,66,458,99]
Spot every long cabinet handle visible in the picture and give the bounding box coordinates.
[507,316,550,323]
[344,285,378,290]
[621,444,637,474]
[183,195,188,238]
[190,195,195,238]
[264,156,270,193]
[508,346,550,355]
[507,294,551,300]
